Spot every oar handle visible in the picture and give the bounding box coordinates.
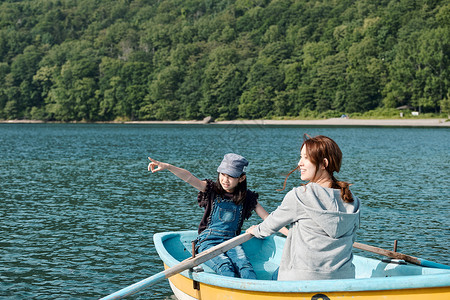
[100,233,253,300]
[353,242,420,264]
[353,242,450,269]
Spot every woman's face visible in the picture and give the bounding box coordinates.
[219,173,241,193]
[298,145,317,182]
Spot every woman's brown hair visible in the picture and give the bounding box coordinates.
[278,134,354,203]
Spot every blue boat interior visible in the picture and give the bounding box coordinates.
[154,231,450,293]
[156,231,448,279]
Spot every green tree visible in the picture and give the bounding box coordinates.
[441,91,450,118]
[97,57,123,120]
[45,52,100,121]
[345,36,383,112]
[239,85,274,118]
[415,27,450,112]
[312,52,348,112]
[200,45,244,119]
[9,45,43,118]
[146,65,182,120]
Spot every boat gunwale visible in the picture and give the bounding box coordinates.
[154,231,450,293]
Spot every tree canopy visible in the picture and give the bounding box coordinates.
[0,0,449,121]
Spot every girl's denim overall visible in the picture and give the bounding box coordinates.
[196,196,257,279]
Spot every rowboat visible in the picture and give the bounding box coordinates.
[154,230,450,300]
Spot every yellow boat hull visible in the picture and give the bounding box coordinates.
[166,264,450,300]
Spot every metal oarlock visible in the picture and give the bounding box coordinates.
[191,241,200,290]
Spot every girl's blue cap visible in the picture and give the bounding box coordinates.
[217,153,248,178]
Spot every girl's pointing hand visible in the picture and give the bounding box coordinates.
[148,157,169,173]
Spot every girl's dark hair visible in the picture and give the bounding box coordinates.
[278,134,354,203]
[214,173,247,205]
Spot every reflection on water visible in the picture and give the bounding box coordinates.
[0,123,449,299]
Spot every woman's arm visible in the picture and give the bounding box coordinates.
[248,191,298,238]
[254,202,290,236]
[148,157,207,192]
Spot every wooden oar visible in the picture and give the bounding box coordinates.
[353,242,450,269]
[100,232,253,300]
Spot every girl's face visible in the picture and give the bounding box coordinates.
[298,145,318,182]
[219,173,242,193]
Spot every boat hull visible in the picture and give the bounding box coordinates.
[154,231,450,300]
[166,265,449,300]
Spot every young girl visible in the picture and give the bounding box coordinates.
[148,153,288,279]
[247,134,361,280]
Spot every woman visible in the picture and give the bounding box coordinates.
[247,134,361,280]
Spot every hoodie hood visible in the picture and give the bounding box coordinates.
[294,183,360,239]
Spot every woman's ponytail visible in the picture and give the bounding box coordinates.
[331,175,353,203]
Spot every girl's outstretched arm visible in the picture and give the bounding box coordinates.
[254,202,290,236]
[148,157,207,192]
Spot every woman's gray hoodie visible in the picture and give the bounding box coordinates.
[253,183,360,281]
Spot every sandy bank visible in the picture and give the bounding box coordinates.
[125,118,450,127]
[2,118,449,127]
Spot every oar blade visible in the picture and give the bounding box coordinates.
[99,271,166,300]
[100,233,253,299]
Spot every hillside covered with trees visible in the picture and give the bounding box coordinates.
[0,0,449,121]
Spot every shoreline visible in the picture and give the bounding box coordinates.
[1,118,449,127]
[2,118,449,127]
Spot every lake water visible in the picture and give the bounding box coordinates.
[1,123,449,299]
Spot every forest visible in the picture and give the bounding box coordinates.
[0,0,449,121]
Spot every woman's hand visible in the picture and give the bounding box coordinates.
[246,225,258,235]
[148,157,170,173]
